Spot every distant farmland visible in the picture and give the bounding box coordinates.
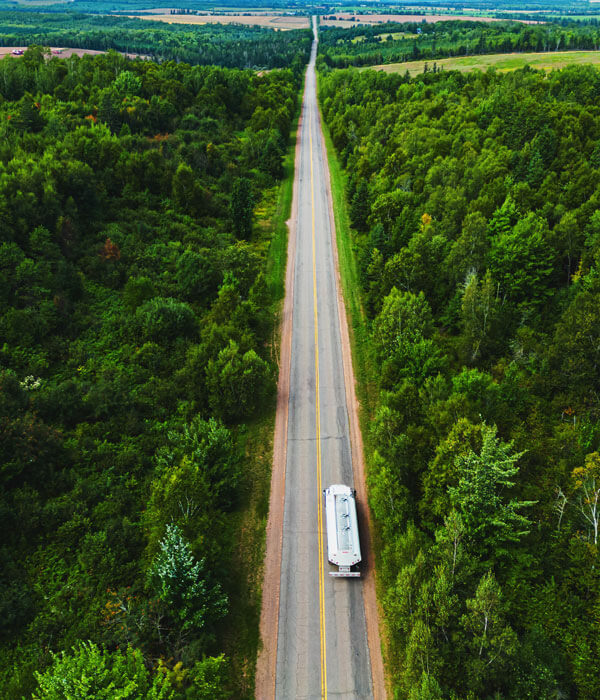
[0,46,145,60]
[364,51,600,75]
[127,13,309,30]
[320,13,539,28]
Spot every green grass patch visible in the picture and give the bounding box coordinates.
[264,130,297,304]
[553,13,600,20]
[222,107,299,699]
[345,31,417,44]
[363,50,600,76]
[385,31,418,40]
[223,417,275,699]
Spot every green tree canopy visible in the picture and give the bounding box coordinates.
[32,642,174,700]
[449,424,535,557]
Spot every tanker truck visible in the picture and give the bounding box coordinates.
[323,484,361,578]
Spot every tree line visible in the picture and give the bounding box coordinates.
[318,19,600,68]
[320,63,600,699]
[0,47,300,697]
[0,11,312,70]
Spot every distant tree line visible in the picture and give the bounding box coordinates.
[0,11,312,70]
[318,19,600,68]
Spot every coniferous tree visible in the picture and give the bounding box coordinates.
[230,177,254,239]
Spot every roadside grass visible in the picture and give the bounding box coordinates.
[224,418,275,699]
[222,109,299,699]
[265,129,297,305]
[317,98,378,423]
[363,50,600,76]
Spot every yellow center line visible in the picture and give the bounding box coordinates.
[309,107,327,700]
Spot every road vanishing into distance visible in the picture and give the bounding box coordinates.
[268,18,375,699]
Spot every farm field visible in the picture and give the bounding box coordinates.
[365,50,600,75]
[319,12,539,27]
[127,12,309,29]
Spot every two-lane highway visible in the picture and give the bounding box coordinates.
[269,18,375,699]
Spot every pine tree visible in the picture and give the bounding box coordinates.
[527,150,545,188]
[488,196,518,239]
[230,177,254,239]
[449,424,535,557]
[461,571,517,684]
[149,524,227,638]
[350,179,371,231]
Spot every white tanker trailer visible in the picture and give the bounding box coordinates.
[323,484,361,577]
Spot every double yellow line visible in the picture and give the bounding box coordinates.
[309,109,328,700]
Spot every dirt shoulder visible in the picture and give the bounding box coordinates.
[254,83,304,700]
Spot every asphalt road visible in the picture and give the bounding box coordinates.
[274,19,374,699]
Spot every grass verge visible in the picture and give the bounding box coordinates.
[317,86,378,425]
[265,129,297,304]
[223,108,299,700]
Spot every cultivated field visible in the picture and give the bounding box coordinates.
[128,13,310,30]
[320,13,518,28]
[365,50,600,75]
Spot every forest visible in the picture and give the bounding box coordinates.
[0,47,300,697]
[318,19,600,68]
[0,11,312,70]
[320,63,600,699]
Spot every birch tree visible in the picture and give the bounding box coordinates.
[461,571,517,687]
[572,452,600,546]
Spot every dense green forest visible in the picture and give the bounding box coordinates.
[0,11,312,69]
[320,64,600,699]
[0,47,300,697]
[318,19,600,68]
